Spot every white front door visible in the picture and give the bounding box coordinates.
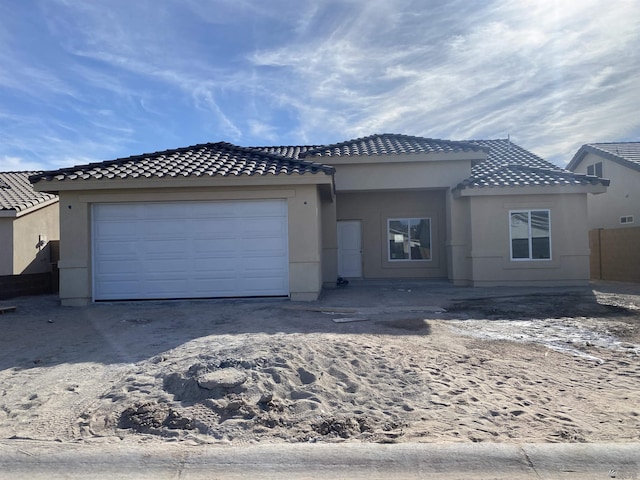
[337,220,362,278]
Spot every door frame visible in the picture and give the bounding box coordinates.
[337,220,363,278]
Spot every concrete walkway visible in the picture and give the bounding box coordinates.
[1,440,638,479]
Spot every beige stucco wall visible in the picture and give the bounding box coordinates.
[286,185,324,301]
[466,193,591,286]
[12,203,60,274]
[447,194,472,285]
[336,190,448,279]
[321,199,338,286]
[55,184,326,305]
[323,152,477,282]
[572,152,640,229]
[331,155,472,192]
[0,203,59,276]
[0,218,13,275]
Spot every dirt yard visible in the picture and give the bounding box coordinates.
[0,281,638,446]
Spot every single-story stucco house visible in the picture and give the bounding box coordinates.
[1,171,59,297]
[30,133,609,306]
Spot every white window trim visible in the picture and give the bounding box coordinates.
[509,209,552,261]
[587,162,603,178]
[387,217,432,262]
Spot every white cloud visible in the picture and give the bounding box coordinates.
[0,156,46,172]
[247,0,640,164]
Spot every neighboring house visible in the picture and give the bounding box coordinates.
[30,134,608,306]
[567,142,640,282]
[0,172,59,297]
[567,143,640,230]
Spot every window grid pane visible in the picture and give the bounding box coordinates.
[389,220,409,260]
[388,218,431,261]
[530,211,550,259]
[510,210,551,261]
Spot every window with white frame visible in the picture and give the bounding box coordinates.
[620,215,634,224]
[587,162,603,178]
[388,218,431,261]
[510,210,551,260]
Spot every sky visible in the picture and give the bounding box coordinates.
[1,0,639,172]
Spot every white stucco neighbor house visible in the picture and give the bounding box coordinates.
[30,134,608,306]
[567,142,640,230]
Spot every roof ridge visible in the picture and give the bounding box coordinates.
[317,132,485,148]
[302,133,488,158]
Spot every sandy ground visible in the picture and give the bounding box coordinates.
[0,281,639,446]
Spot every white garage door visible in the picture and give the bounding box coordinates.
[92,200,289,300]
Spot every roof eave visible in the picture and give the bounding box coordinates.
[309,150,487,165]
[566,147,588,171]
[0,197,59,217]
[31,172,334,192]
[453,183,608,198]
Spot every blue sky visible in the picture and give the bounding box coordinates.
[1,0,639,171]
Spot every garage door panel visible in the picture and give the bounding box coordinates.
[239,256,288,269]
[95,260,139,274]
[190,279,239,294]
[93,200,289,300]
[94,241,137,256]
[196,252,240,265]
[95,280,140,298]
[195,238,239,253]
[144,278,189,293]
[242,217,286,233]
[143,203,188,218]
[242,237,287,253]
[143,239,187,256]
[192,219,236,235]
[191,202,237,217]
[192,257,238,272]
[95,220,139,237]
[143,220,188,236]
[96,205,138,220]
[142,258,188,274]
[192,241,235,257]
[243,200,286,216]
[242,278,288,294]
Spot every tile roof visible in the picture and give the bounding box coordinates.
[27,134,608,194]
[455,164,609,190]
[465,139,559,173]
[567,142,640,173]
[256,136,609,191]
[30,142,335,185]
[251,145,323,159]
[455,139,609,191]
[300,133,488,158]
[0,171,58,213]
